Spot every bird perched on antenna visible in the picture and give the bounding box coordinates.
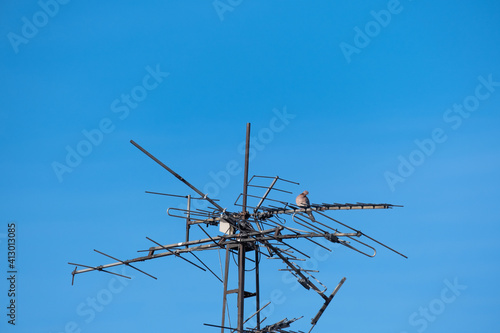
[296,190,316,221]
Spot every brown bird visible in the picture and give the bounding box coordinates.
[295,190,315,221]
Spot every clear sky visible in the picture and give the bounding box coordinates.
[1,1,500,332]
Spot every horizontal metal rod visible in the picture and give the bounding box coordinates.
[247,184,292,194]
[94,249,157,280]
[71,230,359,276]
[237,193,289,207]
[203,323,246,332]
[167,207,217,220]
[142,227,280,253]
[68,262,132,279]
[71,244,221,276]
[256,202,397,220]
[197,226,255,263]
[278,268,319,273]
[145,191,217,200]
[146,237,207,272]
[137,229,356,255]
[237,232,358,244]
[250,175,300,185]
[189,202,399,227]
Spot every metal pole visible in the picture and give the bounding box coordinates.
[255,248,261,330]
[242,123,250,212]
[238,123,251,332]
[237,245,245,332]
[221,245,231,333]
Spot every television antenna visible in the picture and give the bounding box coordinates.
[69,123,406,332]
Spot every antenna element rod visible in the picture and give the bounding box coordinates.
[130,140,224,211]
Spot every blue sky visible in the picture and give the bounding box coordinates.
[1,1,499,332]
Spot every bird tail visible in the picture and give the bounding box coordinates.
[307,211,316,222]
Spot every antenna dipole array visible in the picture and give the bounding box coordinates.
[69,123,405,333]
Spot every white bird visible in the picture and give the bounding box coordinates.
[295,190,315,221]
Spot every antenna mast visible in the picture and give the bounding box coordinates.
[69,123,406,333]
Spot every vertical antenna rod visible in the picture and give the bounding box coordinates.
[242,123,251,212]
[238,123,251,332]
[220,244,231,333]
